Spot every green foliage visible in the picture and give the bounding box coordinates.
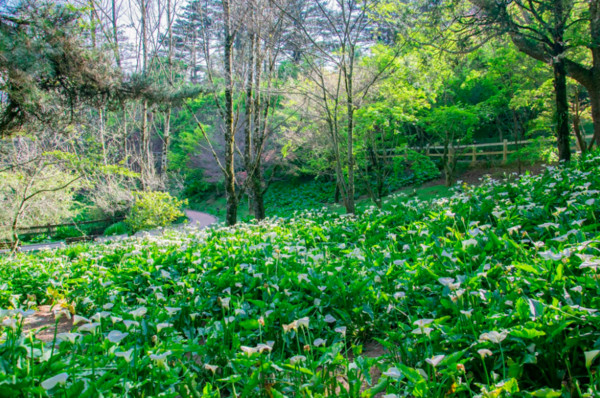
[510,137,558,165]
[264,179,336,216]
[54,226,85,240]
[2,153,600,396]
[425,105,479,144]
[181,169,213,201]
[125,191,187,232]
[0,2,121,136]
[393,150,441,187]
[103,221,130,237]
[262,159,440,218]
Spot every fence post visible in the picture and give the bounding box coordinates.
[502,139,508,164]
[471,145,477,165]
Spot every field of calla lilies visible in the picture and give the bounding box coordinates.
[2,154,600,397]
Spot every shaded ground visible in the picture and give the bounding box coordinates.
[22,305,74,342]
[425,162,547,187]
[333,341,388,397]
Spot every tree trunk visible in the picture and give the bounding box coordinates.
[589,90,600,148]
[99,107,107,165]
[223,0,238,226]
[589,0,600,147]
[553,0,571,162]
[511,110,522,174]
[251,167,266,220]
[442,132,456,187]
[192,30,198,83]
[250,34,267,221]
[11,209,21,249]
[345,55,355,214]
[572,91,587,153]
[112,0,120,67]
[573,113,585,153]
[140,0,151,189]
[11,167,37,250]
[553,58,571,161]
[160,0,173,189]
[244,33,255,217]
[161,109,171,186]
[141,100,150,189]
[89,2,97,48]
[123,105,129,165]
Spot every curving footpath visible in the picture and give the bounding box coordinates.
[1,210,217,254]
[182,209,217,229]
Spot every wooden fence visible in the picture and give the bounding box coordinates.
[388,134,595,164]
[1,217,124,249]
[15,216,124,240]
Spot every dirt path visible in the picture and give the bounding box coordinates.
[183,210,217,229]
[22,305,74,342]
[1,210,217,254]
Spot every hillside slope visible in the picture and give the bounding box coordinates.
[1,155,600,397]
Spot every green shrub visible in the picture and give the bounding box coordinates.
[103,221,130,236]
[510,136,558,165]
[54,225,84,240]
[389,149,440,188]
[182,169,213,201]
[408,150,440,185]
[125,191,187,232]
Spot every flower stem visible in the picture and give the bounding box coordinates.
[499,343,506,380]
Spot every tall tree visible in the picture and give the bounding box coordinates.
[222,0,238,225]
[240,0,288,220]
[172,0,206,82]
[159,0,176,187]
[283,0,392,214]
[0,1,121,137]
[139,0,152,188]
[444,0,600,158]
[188,0,291,225]
[409,0,573,160]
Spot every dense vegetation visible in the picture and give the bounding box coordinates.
[1,0,599,240]
[2,0,600,396]
[1,153,600,397]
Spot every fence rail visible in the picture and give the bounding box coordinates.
[387,134,594,164]
[15,216,125,237]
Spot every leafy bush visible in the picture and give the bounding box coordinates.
[386,149,440,190]
[181,169,213,201]
[91,177,135,219]
[262,178,336,217]
[510,136,558,165]
[264,155,441,218]
[54,225,84,240]
[125,191,187,232]
[406,149,440,185]
[103,221,130,236]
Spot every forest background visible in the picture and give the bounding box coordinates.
[1,0,598,242]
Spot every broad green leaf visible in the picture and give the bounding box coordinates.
[529,388,562,397]
[511,327,546,339]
